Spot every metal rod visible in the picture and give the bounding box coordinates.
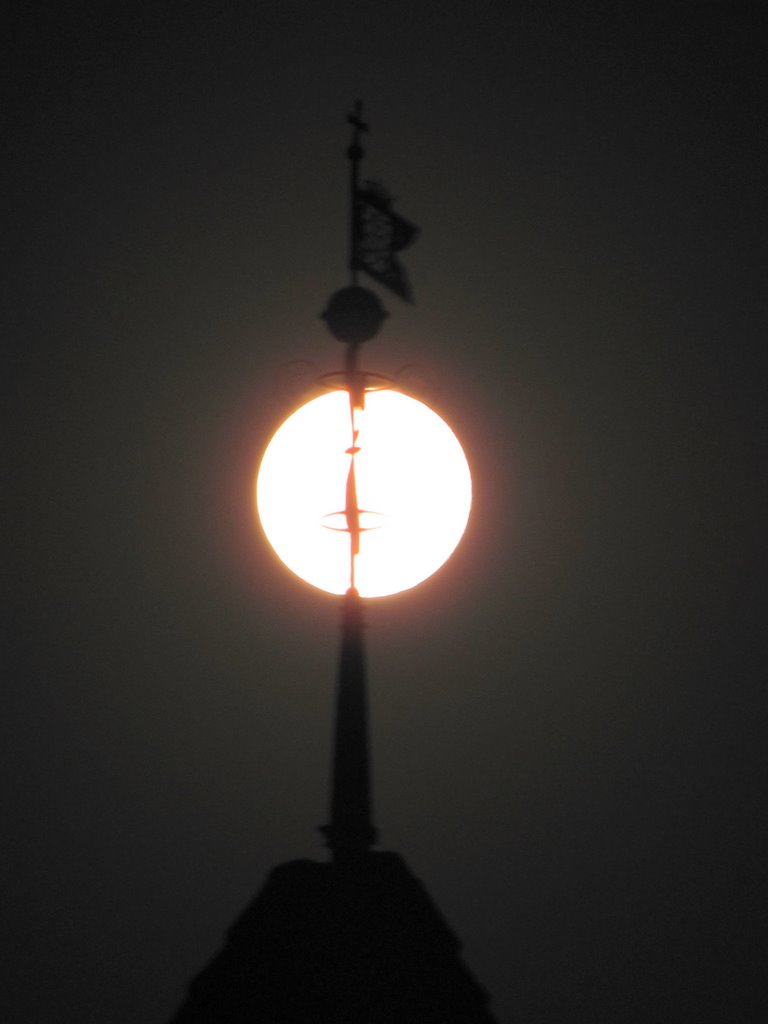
[343,340,364,593]
[347,100,367,286]
[320,587,377,864]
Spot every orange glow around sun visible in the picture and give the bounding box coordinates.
[256,390,471,597]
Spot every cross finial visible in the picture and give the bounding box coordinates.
[347,101,367,282]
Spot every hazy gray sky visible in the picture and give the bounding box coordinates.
[4,5,764,1021]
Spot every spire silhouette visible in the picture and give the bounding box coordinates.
[166,105,497,1023]
[320,588,378,862]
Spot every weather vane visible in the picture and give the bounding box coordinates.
[255,104,471,861]
[257,102,469,600]
[314,100,418,593]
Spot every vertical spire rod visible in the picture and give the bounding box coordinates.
[347,100,368,286]
[321,588,377,864]
[318,102,377,866]
[343,340,363,593]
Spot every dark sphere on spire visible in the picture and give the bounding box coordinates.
[321,286,388,344]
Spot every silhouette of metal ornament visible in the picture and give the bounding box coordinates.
[257,102,470,599]
[346,99,418,302]
[321,285,388,344]
[253,103,472,889]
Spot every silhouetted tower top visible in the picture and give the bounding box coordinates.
[166,104,498,1024]
[168,851,498,1024]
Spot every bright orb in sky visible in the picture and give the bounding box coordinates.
[256,390,471,597]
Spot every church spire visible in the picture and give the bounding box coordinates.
[320,587,378,864]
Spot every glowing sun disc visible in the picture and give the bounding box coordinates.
[256,390,471,597]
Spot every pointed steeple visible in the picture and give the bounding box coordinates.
[320,587,378,863]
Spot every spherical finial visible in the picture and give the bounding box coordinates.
[321,286,388,344]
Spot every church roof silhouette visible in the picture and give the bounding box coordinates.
[167,590,498,1023]
[168,850,497,1023]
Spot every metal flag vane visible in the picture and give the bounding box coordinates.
[347,100,419,302]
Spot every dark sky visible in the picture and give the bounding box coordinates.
[4,4,765,1022]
